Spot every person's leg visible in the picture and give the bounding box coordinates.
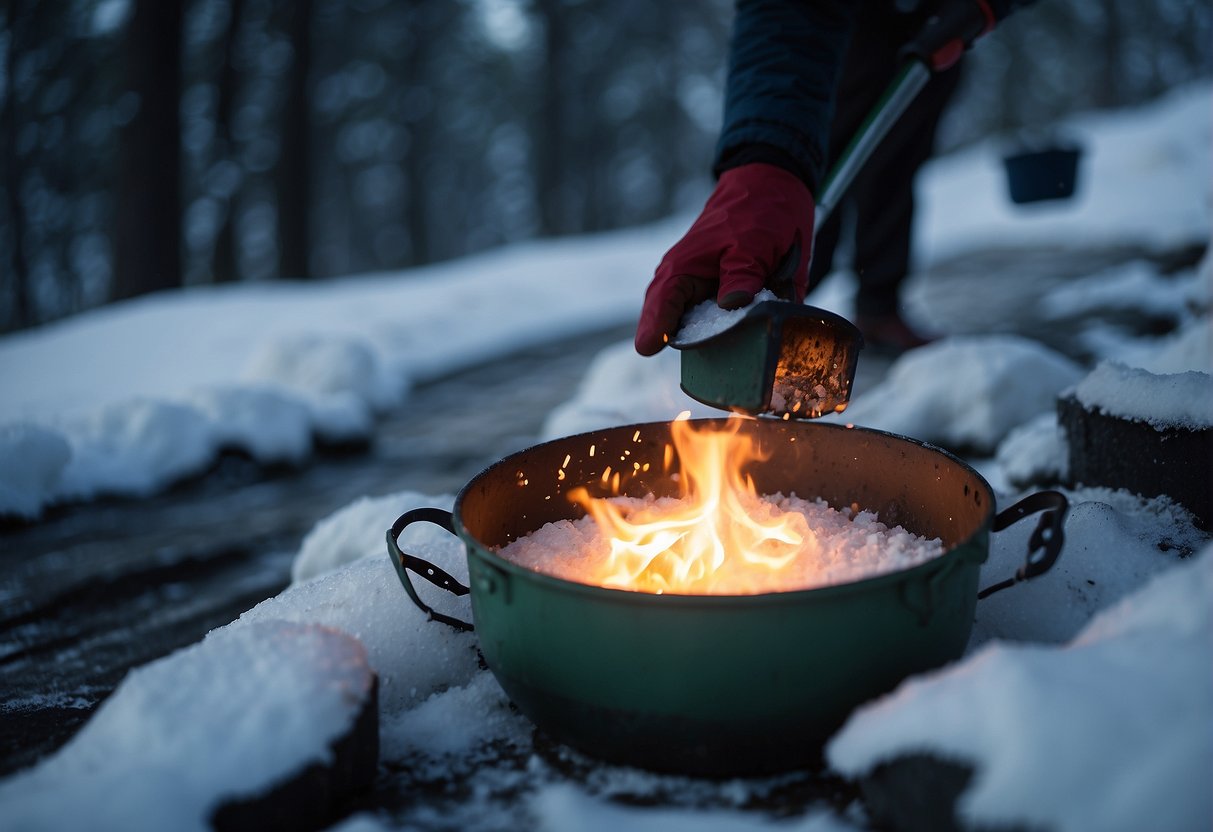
[849,63,962,320]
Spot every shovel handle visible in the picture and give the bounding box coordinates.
[814,60,931,235]
[386,508,474,632]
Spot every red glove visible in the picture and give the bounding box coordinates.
[635,163,814,356]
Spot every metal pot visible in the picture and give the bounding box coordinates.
[386,419,1066,775]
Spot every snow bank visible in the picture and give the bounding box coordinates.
[829,546,1213,832]
[917,82,1211,264]
[0,621,372,832]
[0,222,679,519]
[834,335,1083,452]
[1073,361,1213,430]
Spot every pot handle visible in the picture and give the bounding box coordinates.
[386,507,474,632]
[978,490,1068,599]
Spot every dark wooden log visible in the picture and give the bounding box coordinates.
[210,675,378,832]
[1058,394,1211,530]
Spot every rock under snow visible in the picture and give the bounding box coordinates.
[828,547,1213,832]
[0,621,375,832]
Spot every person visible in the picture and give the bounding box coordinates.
[635,0,1030,357]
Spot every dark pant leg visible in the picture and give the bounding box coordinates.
[809,6,962,314]
[849,63,961,316]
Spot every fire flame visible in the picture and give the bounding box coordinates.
[568,414,814,594]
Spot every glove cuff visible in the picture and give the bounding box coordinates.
[714,143,817,193]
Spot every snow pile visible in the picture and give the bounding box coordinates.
[0,424,71,518]
[835,335,1083,451]
[1073,361,1213,430]
[994,413,1067,488]
[1040,259,1209,323]
[0,621,373,831]
[236,532,478,713]
[829,545,1213,832]
[497,494,944,595]
[972,487,1205,646]
[54,399,217,500]
[292,490,456,583]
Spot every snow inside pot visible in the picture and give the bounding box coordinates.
[386,418,1067,775]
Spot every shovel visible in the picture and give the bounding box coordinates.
[673,61,933,419]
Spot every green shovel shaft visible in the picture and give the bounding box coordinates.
[813,60,932,235]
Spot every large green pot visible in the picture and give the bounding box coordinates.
[387,419,1065,775]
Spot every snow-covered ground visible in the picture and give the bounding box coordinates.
[1,85,1211,831]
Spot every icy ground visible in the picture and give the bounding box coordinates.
[1,85,1211,831]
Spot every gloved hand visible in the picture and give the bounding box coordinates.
[903,0,999,71]
[634,163,814,356]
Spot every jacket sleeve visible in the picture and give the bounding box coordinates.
[714,0,859,195]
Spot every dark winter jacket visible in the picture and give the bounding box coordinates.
[714,0,1032,194]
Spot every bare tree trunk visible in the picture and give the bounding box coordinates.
[211,0,245,284]
[533,0,570,236]
[2,0,31,329]
[112,0,184,300]
[276,0,313,279]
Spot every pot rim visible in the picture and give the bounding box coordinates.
[452,418,996,606]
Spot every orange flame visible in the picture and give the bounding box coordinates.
[568,414,814,594]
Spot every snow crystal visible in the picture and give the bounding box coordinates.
[828,547,1213,832]
[1073,360,1213,430]
[833,335,1083,452]
[670,289,780,347]
[0,621,372,832]
[0,423,71,518]
[497,493,944,595]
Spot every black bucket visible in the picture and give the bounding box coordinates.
[1003,145,1082,204]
